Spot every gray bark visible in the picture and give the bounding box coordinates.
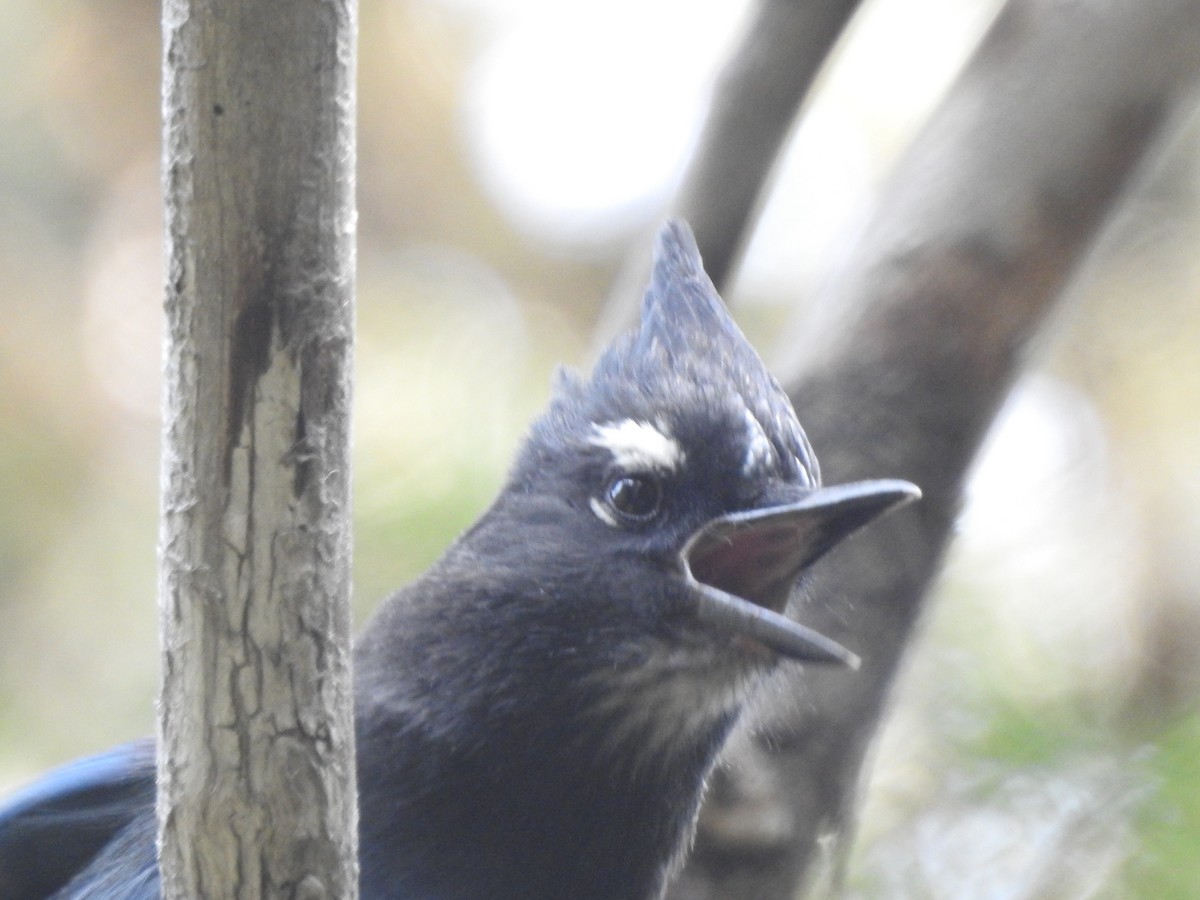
[158,1,359,897]
[664,0,1200,897]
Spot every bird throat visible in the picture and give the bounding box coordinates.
[355,653,743,900]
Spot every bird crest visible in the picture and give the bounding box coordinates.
[550,220,817,488]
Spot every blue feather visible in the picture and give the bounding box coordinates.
[0,741,155,899]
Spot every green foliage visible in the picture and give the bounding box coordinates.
[1125,714,1200,899]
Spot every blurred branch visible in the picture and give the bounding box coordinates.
[667,0,1200,897]
[674,0,865,288]
[594,0,864,351]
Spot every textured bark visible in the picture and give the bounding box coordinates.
[666,0,1200,897]
[158,1,359,897]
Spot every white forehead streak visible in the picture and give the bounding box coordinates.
[589,419,684,472]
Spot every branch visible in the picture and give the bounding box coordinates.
[158,1,359,896]
[669,0,1200,897]
[594,0,865,349]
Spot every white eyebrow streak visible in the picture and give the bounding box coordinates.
[589,419,685,472]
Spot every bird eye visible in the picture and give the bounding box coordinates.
[605,473,662,522]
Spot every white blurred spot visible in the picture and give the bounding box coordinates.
[954,374,1142,705]
[738,105,874,303]
[461,2,750,251]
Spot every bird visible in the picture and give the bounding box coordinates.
[0,220,918,900]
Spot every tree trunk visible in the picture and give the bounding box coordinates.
[662,0,1200,897]
[158,1,359,897]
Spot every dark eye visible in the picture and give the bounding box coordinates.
[605,473,663,522]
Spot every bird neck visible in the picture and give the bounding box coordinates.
[357,699,731,900]
[354,575,739,900]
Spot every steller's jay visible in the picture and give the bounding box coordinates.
[0,220,917,899]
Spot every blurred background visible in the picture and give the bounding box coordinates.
[1,0,1198,895]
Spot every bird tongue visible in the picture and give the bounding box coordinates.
[680,479,920,666]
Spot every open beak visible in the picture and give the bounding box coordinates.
[679,479,920,668]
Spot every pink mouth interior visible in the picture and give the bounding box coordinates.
[687,522,803,615]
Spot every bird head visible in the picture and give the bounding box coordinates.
[481,221,918,700]
[360,221,918,746]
